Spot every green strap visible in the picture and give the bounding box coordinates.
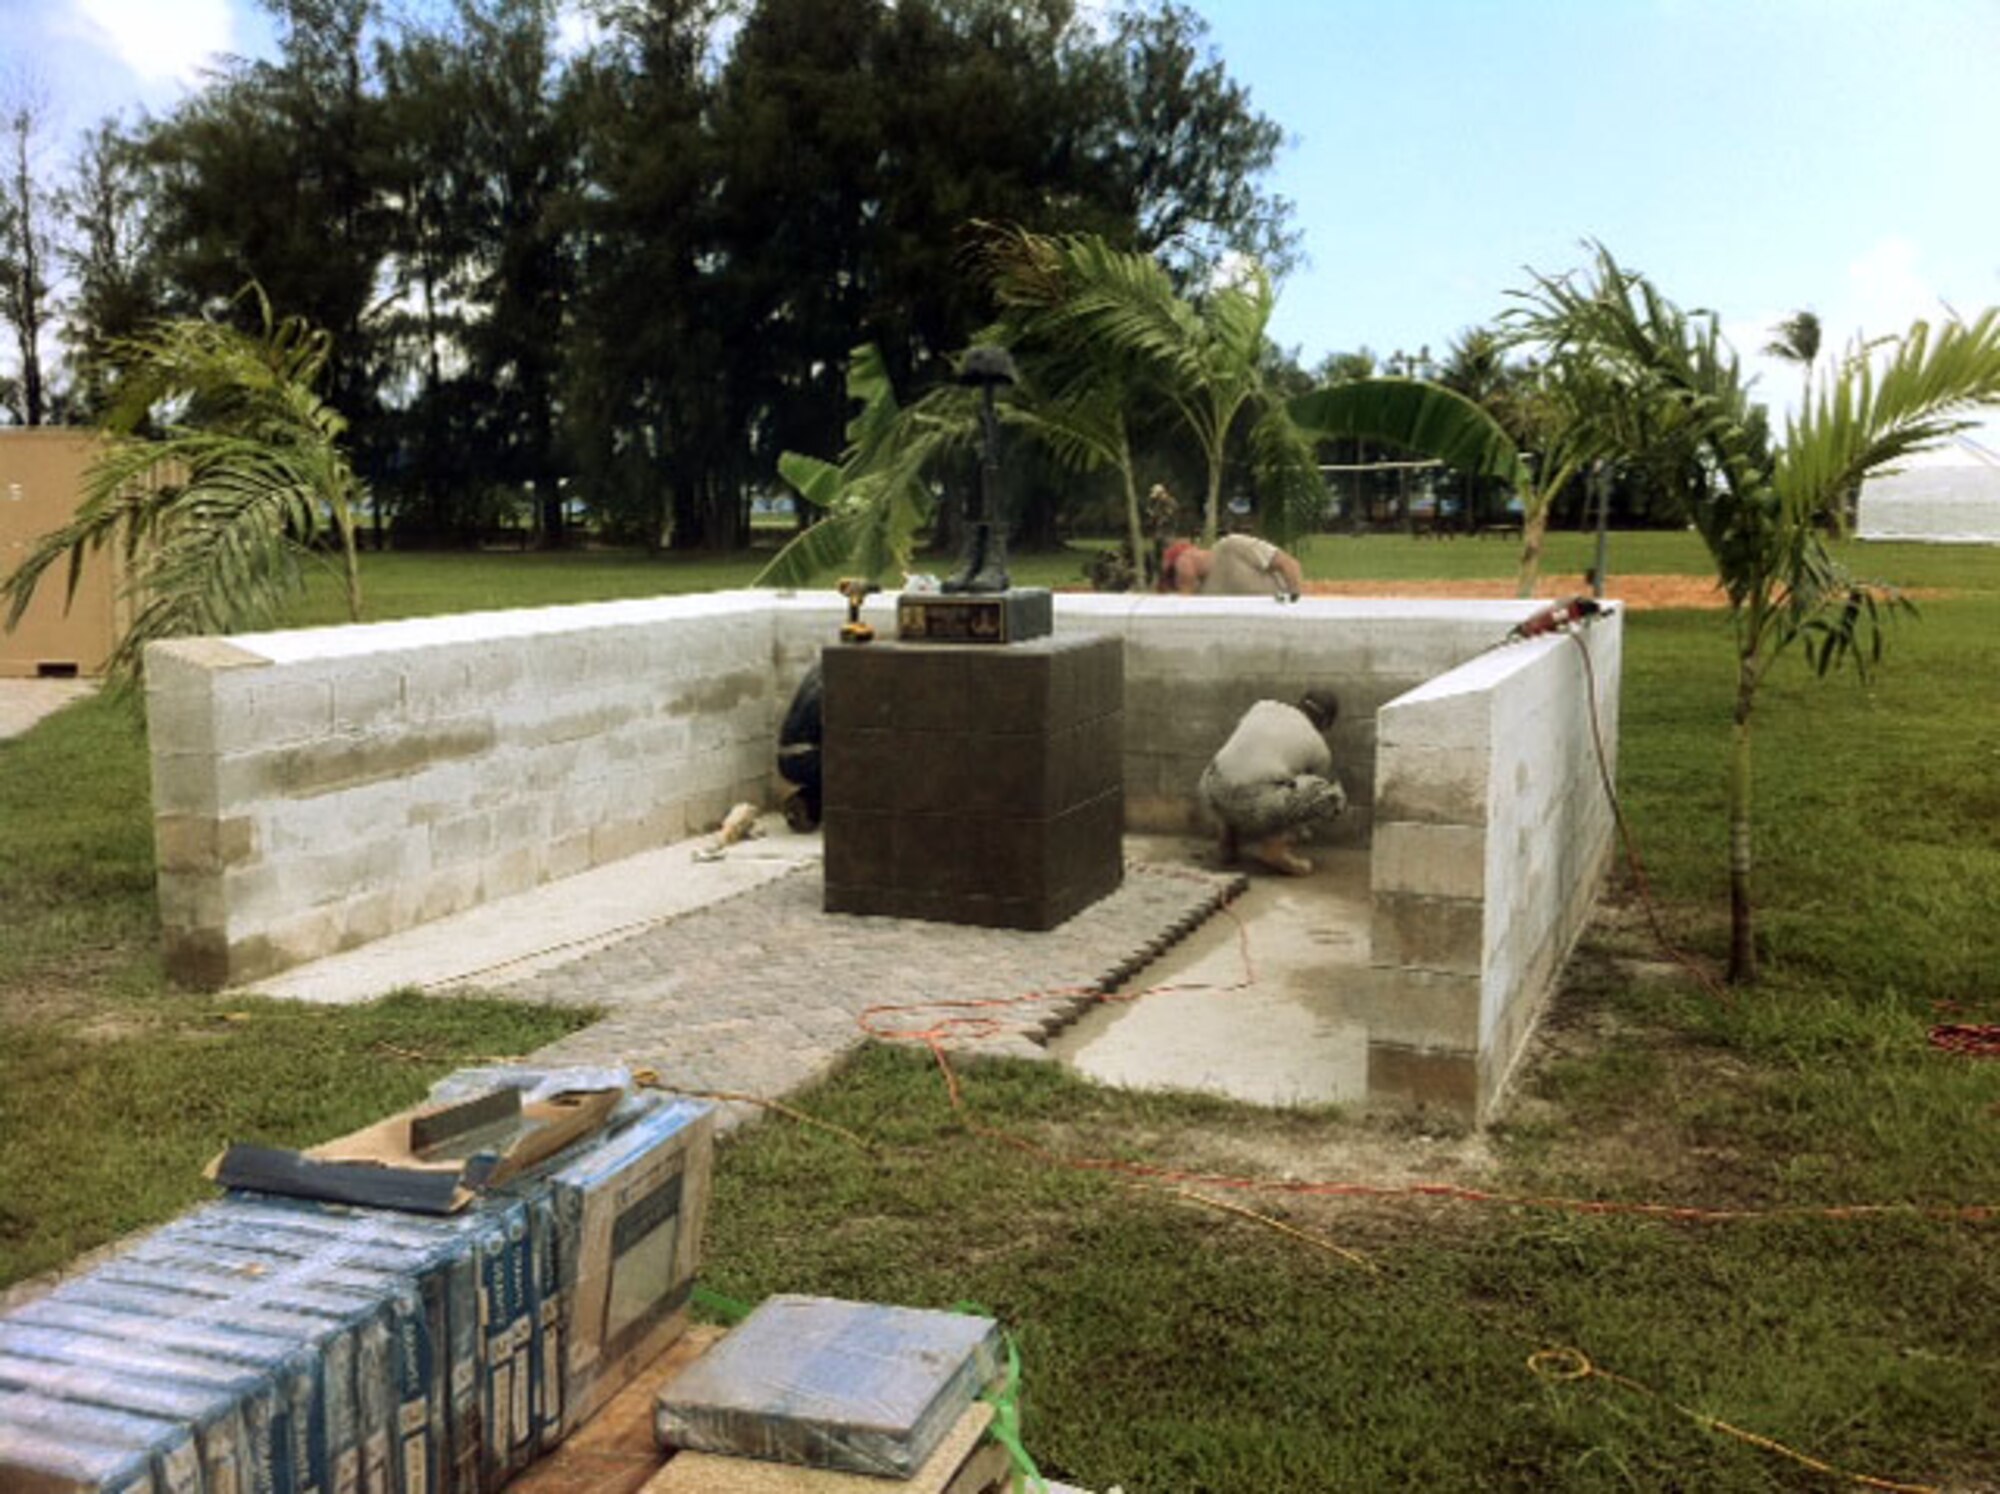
[692,1283,755,1324]
[954,1301,1048,1494]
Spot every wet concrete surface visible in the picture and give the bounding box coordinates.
[1047,843,1375,1108]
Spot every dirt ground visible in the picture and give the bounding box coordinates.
[1302,572,1729,608]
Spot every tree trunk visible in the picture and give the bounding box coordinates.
[1727,658,1759,983]
[1516,499,1548,599]
[1122,467,1146,587]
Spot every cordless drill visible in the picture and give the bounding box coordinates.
[837,578,881,643]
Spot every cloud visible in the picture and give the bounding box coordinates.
[1841,236,1950,343]
[63,0,238,89]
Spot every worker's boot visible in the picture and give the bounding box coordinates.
[781,787,820,833]
[1250,837,1313,876]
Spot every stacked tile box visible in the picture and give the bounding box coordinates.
[0,1094,714,1494]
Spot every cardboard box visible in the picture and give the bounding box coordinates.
[7,1296,324,1494]
[0,1351,258,1494]
[0,1325,293,1494]
[0,1390,202,1494]
[542,1098,714,1437]
[76,1256,394,1494]
[44,1275,357,1494]
[210,1086,621,1215]
[0,428,125,679]
[652,1298,1000,1479]
[0,1425,161,1494]
[195,1195,494,1494]
[145,1209,457,1494]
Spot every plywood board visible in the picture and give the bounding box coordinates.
[509,1326,724,1494]
[644,1402,1004,1494]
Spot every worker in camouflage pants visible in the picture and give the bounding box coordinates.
[1198,690,1347,876]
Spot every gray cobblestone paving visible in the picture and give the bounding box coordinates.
[466,859,1245,1133]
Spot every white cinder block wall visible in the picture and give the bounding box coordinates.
[1051,594,1553,843]
[1372,617,1622,1116]
[145,589,1623,1120]
[146,592,813,988]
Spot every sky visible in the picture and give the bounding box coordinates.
[8,0,2000,435]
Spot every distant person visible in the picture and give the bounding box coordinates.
[1198,690,1347,876]
[1159,534,1304,599]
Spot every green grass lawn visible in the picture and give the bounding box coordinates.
[4,534,1997,1490]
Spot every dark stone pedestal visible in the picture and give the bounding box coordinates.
[821,634,1124,930]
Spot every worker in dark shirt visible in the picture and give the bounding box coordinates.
[777,662,824,830]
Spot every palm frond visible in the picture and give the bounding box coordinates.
[1778,308,2000,522]
[1289,378,1528,487]
[1,296,366,681]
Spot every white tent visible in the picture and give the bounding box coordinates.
[1857,434,2000,544]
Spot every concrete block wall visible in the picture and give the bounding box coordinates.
[145,586,1623,1126]
[1368,614,1623,1117]
[1052,594,1550,844]
[146,592,849,988]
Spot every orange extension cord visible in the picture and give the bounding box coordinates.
[830,618,1989,1492]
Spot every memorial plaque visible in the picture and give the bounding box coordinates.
[895,588,1052,645]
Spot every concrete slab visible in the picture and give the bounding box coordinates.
[245,813,822,1003]
[244,821,1381,1119]
[0,677,96,739]
[1048,843,1374,1108]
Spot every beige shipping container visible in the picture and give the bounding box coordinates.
[0,428,128,677]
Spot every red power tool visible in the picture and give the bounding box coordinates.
[1510,596,1602,641]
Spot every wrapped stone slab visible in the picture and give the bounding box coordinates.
[653,1297,1002,1479]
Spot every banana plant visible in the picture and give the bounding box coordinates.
[753,344,974,589]
[1287,376,1589,595]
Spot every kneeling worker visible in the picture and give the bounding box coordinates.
[1198,690,1347,876]
[776,662,824,830]
[1159,534,1304,599]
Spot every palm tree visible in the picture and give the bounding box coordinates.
[973,226,1326,549]
[973,226,1154,584]
[1,290,365,682]
[1514,245,2000,982]
[1763,308,1822,407]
